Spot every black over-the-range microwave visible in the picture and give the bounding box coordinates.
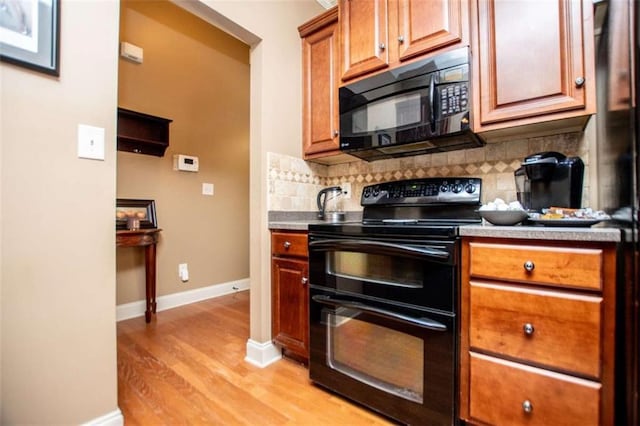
[338,46,484,161]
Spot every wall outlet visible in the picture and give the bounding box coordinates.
[341,182,352,199]
[178,263,189,282]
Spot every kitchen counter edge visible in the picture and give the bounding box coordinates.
[268,211,363,231]
[459,224,622,242]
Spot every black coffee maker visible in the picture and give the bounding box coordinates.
[515,151,584,212]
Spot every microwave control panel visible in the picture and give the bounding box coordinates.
[439,83,469,117]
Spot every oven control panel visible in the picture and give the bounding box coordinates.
[361,177,481,206]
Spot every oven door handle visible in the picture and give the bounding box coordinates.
[312,295,447,331]
[309,239,450,261]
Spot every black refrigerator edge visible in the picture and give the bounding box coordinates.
[595,0,639,423]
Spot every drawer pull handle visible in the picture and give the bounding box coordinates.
[301,277,308,285]
[283,241,291,249]
[523,323,535,336]
[522,400,533,413]
[523,260,535,272]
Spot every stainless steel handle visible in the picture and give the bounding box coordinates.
[379,43,386,50]
[283,241,291,249]
[524,260,535,272]
[333,129,339,137]
[301,277,308,285]
[523,323,535,336]
[398,36,404,43]
[522,400,533,414]
[575,76,585,87]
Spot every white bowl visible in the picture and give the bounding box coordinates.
[479,210,529,226]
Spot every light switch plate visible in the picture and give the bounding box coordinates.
[77,124,105,160]
[202,183,214,196]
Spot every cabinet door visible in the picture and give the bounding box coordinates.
[272,257,309,361]
[340,0,389,81]
[302,20,340,156]
[475,0,593,126]
[397,0,466,61]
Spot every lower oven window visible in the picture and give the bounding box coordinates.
[326,307,424,403]
[328,251,423,288]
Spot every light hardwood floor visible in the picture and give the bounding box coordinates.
[117,290,394,425]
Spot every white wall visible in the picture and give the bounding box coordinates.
[1,1,120,423]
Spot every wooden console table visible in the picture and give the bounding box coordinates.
[116,228,162,323]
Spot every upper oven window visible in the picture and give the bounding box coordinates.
[308,237,456,312]
[328,251,423,288]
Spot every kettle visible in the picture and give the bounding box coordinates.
[317,186,345,222]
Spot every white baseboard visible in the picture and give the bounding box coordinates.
[116,278,250,322]
[82,409,124,426]
[245,339,282,368]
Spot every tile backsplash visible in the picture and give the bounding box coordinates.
[268,132,589,212]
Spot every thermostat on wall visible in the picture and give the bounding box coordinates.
[174,154,199,172]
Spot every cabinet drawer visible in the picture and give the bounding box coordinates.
[272,232,308,258]
[470,352,601,426]
[470,281,602,378]
[469,242,603,290]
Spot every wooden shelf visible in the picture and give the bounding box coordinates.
[117,107,173,157]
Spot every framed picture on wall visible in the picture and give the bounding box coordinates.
[0,0,60,76]
[116,199,158,230]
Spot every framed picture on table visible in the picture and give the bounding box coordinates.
[116,199,157,230]
[0,0,60,76]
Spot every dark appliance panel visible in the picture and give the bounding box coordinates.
[338,47,484,161]
[309,286,456,425]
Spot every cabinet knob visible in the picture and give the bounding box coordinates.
[523,323,535,336]
[575,77,585,87]
[522,400,533,414]
[523,260,535,272]
[283,241,291,249]
[398,36,405,43]
[333,129,339,137]
[379,43,386,51]
[301,277,308,285]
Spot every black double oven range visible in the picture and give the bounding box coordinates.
[308,177,482,425]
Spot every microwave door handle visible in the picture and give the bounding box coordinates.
[308,239,450,261]
[429,74,436,133]
[312,295,447,332]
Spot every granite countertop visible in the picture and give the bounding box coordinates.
[459,223,622,242]
[268,211,623,242]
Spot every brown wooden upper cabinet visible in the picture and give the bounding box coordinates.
[299,8,341,160]
[339,0,469,82]
[471,0,596,137]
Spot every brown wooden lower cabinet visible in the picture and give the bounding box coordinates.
[271,230,309,363]
[460,237,617,426]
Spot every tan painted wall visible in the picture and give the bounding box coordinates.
[116,0,250,305]
[175,0,323,344]
[0,1,119,423]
